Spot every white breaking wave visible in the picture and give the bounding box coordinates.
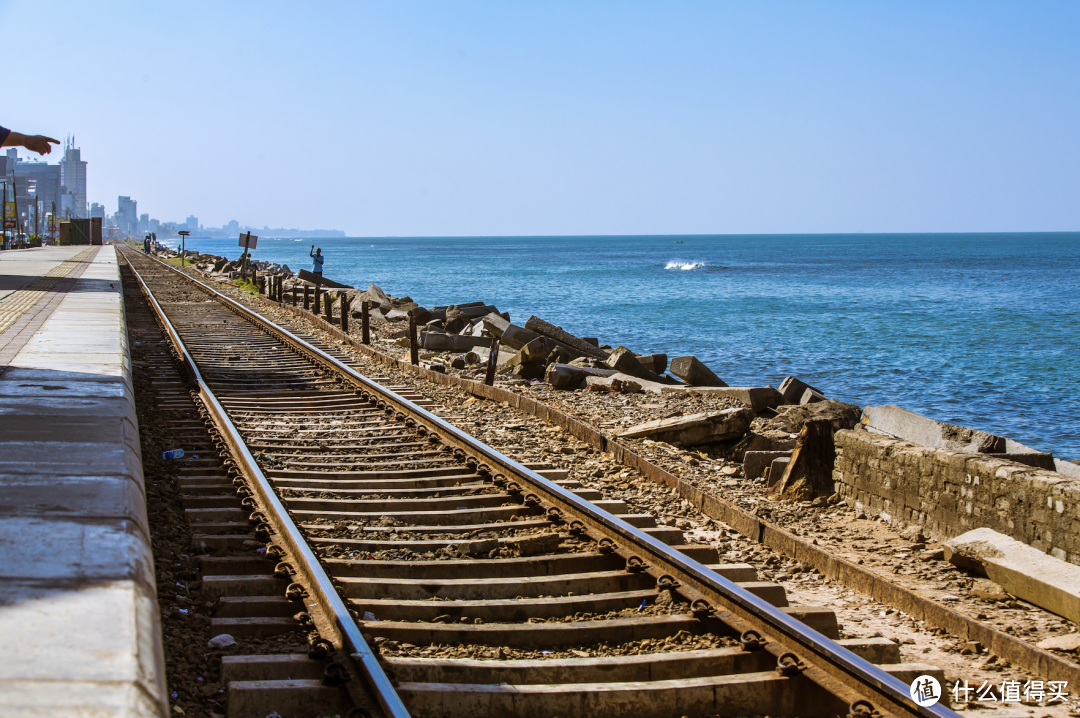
[665,260,705,270]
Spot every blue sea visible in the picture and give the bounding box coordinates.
[165,233,1080,459]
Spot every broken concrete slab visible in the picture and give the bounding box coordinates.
[799,387,827,404]
[778,376,823,405]
[636,354,668,374]
[618,408,753,447]
[419,332,494,352]
[765,400,861,435]
[500,324,542,351]
[744,450,794,479]
[765,457,790,486]
[604,346,669,384]
[659,385,784,413]
[732,430,799,461]
[481,312,511,338]
[430,303,499,321]
[584,375,644,394]
[545,363,587,389]
[668,356,727,387]
[861,405,1005,453]
[1036,633,1080,652]
[944,527,1080,624]
[524,316,610,360]
[1053,459,1080,480]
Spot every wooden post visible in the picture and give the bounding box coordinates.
[290,285,297,306]
[324,292,334,322]
[314,286,322,315]
[361,300,370,344]
[485,339,501,386]
[257,275,266,295]
[408,315,419,366]
[340,294,349,332]
[303,285,311,311]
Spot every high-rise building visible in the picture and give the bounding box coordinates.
[59,138,87,219]
[117,196,138,237]
[185,215,199,233]
[90,203,105,219]
[149,219,160,234]
[138,213,149,233]
[226,219,240,236]
[12,159,61,232]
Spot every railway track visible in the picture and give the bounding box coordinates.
[120,246,957,718]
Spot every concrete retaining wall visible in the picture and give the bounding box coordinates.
[834,429,1080,566]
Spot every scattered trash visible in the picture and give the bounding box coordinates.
[207,634,236,648]
[362,611,377,621]
[455,506,468,510]
[540,650,552,654]
[160,449,184,460]
[256,548,266,554]
[637,599,648,612]
[178,608,188,614]
[191,455,199,459]
[266,713,282,718]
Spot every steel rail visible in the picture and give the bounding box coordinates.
[122,249,411,718]
[124,247,959,718]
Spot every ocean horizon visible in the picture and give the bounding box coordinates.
[162,232,1080,459]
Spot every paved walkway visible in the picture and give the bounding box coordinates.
[0,246,166,717]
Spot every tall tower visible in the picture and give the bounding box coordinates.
[59,136,87,219]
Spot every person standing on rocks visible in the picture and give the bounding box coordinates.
[310,245,324,278]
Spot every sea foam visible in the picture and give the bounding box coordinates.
[665,260,705,270]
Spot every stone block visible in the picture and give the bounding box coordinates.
[778,376,823,405]
[668,355,727,387]
[481,312,511,339]
[419,332,493,352]
[636,353,668,374]
[500,324,542,351]
[765,457,790,486]
[800,387,827,404]
[604,346,668,384]
[744,451,793,479]
[659,385,783,413]
[544,363,586,389]
[619,408,752,447]
[945,527,1080,623]
[524,315,609,360]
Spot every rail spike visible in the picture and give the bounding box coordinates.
[285,582,308,602]
[847,700,881,718]
[691,599,714,619]
[776,652,805,676]
[739,630,764,651]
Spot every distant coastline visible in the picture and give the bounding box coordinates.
[182,228,346,240]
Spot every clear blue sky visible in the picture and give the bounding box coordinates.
[3,1,1078,235]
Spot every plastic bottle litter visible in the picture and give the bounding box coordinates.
[160,449,184,460]
[362,611,377,622]
[207,634,236,648]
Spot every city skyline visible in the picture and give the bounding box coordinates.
[2,2,1078,236]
